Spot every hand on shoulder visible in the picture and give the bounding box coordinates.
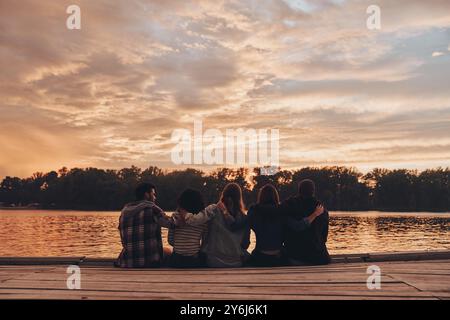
[313,204,325,218]
[305,204,325,224]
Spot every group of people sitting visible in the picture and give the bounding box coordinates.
[115,179,330,268]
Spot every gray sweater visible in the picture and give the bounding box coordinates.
[184,204,250,267]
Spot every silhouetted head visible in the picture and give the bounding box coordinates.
[257,184,280,205]
[177,188,205,215]
[135,182,156,202]
[220,183,246,215]
[298,179,315,199]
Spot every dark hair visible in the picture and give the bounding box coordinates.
[257,184,280,205]
[177,188,205,215]
[220,183,246,215]
[135,182,156,201]
[298,179,315,198]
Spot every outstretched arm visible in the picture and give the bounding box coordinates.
[154,207,176,229]
[184,205,216,226]
[223,211,248,231]
[286,216,311,232]
[218,201,249,231]
[286,204,325,232]
[184,210,210,225]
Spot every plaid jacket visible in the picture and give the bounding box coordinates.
[116,200,174,268]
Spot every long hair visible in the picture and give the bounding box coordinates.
[220,183,246,215]
[257,184,280,205]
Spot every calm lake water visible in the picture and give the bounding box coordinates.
[0,210,449,257]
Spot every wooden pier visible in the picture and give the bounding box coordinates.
[0,251,449,300]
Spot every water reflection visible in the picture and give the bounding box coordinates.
[0,210,448,257]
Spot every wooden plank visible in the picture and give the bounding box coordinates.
[88,256,371,265]
[0,267,56,282]
[0,266,58,270]
[78,264,369,272]
[83,250,449,265]
[0,279,412,290]
[386,273,450,292]
[45,259,450,273]
[0,263,402,284]
[0,289,431,299]
[381,268,450,276]
[0,265,60,268]
[428,291,450,298]
[0,257,84,265]
[0,254,448,300]
[81,258,114,267]
[18,271,445,282]
[373,259,450,264]
[11,271,398,284]
[379,262,450,275]
[76,266,372,275]
[0,279,427,297]
[367,251,450,262]
[0,288,438,300]
[0,269,55,275]
[59,266,373,275]
[1,251,448,267]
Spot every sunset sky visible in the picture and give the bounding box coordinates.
[1,0,449,178]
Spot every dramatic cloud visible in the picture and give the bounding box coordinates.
[1,0,449,177]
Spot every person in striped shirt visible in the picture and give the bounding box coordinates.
[168,188,208,268]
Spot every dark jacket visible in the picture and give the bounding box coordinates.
[247,204,284,252]
[281,196,330,265]
[247,203,312,253]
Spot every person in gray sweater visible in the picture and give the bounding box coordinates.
[182,183,250,268]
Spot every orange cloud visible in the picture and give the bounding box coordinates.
[1,0,450,177]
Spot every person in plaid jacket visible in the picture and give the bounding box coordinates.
[115,183,179,268]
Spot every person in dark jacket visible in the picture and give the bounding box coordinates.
[281,179,331,265]
[247,184,325,267]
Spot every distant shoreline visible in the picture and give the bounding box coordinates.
[0,207,449,214]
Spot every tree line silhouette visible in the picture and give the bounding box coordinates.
[0,166,449,212]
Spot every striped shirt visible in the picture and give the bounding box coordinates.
[168,215,208,256]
